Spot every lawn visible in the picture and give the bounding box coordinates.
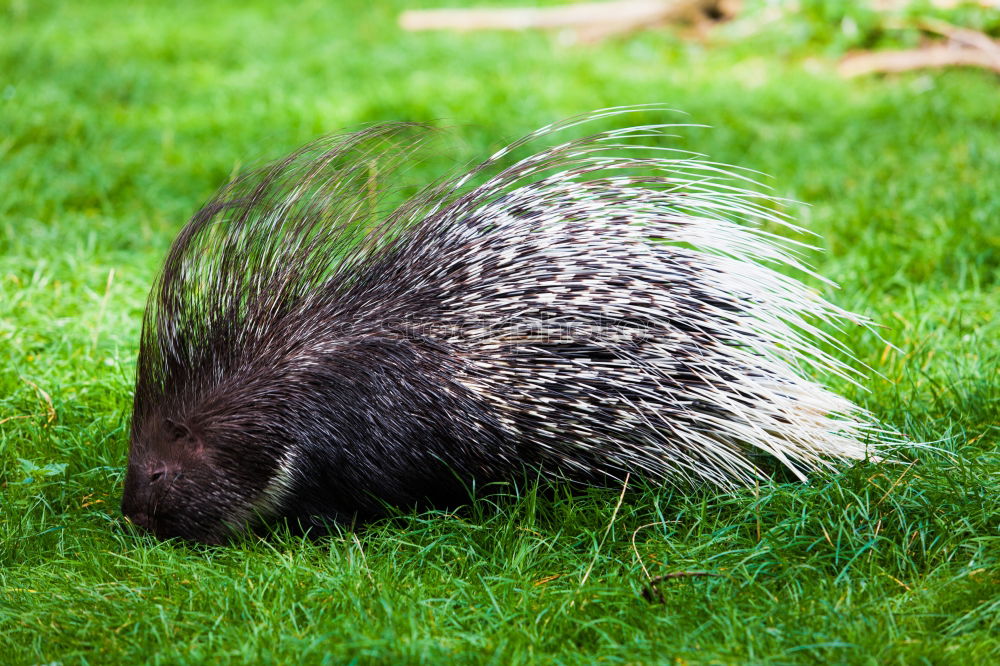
[1,0,998,663]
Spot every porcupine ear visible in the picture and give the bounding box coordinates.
[133,122,457,418]
[164,418,188,442]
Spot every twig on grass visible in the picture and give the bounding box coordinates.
[630,520,678,580]
[641,571,725,603]
[630,520,726,603]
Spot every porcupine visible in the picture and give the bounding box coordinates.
[121,109,891,544]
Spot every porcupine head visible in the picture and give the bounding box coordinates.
[123,111,892,544]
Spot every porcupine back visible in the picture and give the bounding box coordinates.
[126,109,888,542]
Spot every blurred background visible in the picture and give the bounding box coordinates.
[4,0,997,413]
[1,1,998,662]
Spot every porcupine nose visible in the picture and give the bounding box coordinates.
[129,509,153,530]
[122,462,180,532]
[121,488,150,530]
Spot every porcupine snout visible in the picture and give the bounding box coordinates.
[120,418,247,544]
[121,441,186,535]
[121,459,181,531]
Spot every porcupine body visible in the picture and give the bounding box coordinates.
[122,110,888,544]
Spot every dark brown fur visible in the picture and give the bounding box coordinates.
[123,115,888,543]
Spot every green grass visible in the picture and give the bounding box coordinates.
[1,0,998,663]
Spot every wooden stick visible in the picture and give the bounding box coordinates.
[839,44,1000,77]
[871,0,1000,8]
[399,0,718,33]
[917,17,1000,58]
